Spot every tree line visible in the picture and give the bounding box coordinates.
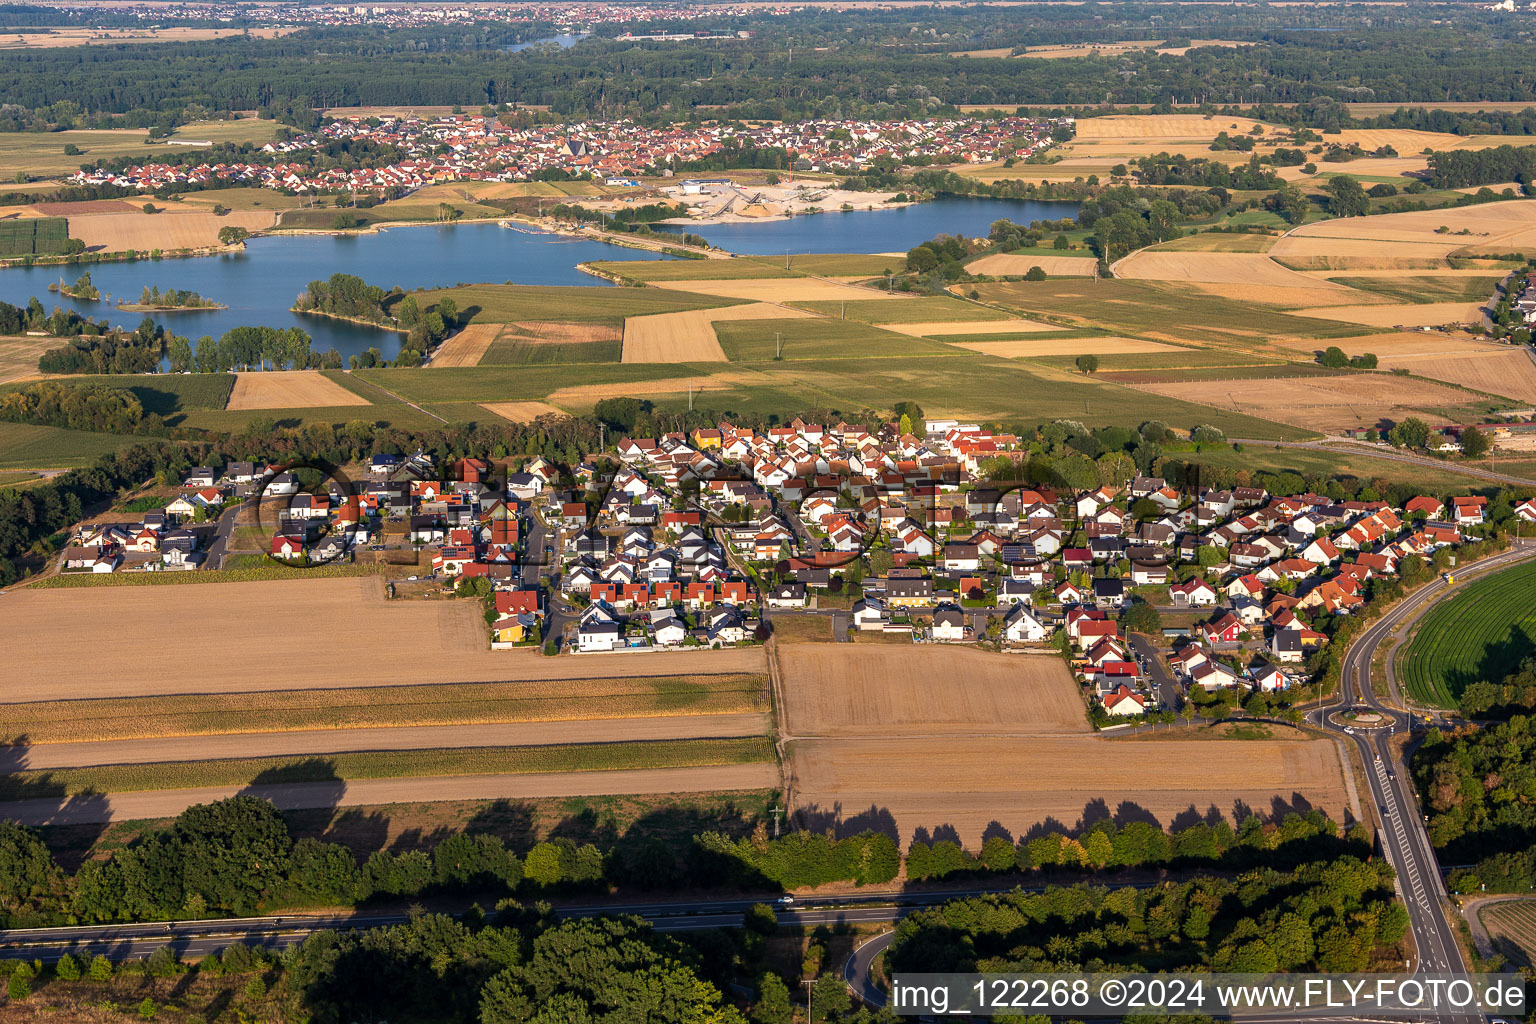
[888,853,1409,977]
[1414,714,1536,879]
[1426,144,1536,190]
[0,379,144,434]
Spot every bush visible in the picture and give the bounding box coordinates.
[89,954,113,981]
[54,953,81,981]
[1024,266,1047,281]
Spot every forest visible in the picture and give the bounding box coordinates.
[1413,715,1536,888]
[887,854,1409,977]
[1,7,1536,125]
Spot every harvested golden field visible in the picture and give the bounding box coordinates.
[878,318,1056,337]
[429,324,501,367]
[952,336,1177,357]
[0,335,57,383]
[1132,373,1483,432]
[226,371,371,410]
[776,645,1088,737]
[1116,251,1369,301]
[966,254,1098,276]
[479,400,568,422]
[1,674,771,744]
[1278,199,1536,252]
[1275,331,1486,358]
[1277,157,1431,183]
[0,577,765,701]
[1074,114,1273,138]
[66,208,274,252]
[1376,350,1536,402]
[1287,302,1486,328]
[1150,233,1278,253]
[790,735,1348,846]
[651,278,904,302]
[0,26,293,47]
[622,302,811,363]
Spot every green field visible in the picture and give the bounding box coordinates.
[1400,559,1536,708]
[1328,274,1500,305]
[977,278,1368,344]
[1182,440,1504,490]
[0,216,69,257]
[480,338,623,364]
[0,421,125,468]
[792,295,1012,324]
[410,283,742,323]
[0,119,281,181]
[714,318,949,361]
[0,737,774,800]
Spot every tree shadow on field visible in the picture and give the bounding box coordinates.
[236,757,346,814]
[0,736,111,866]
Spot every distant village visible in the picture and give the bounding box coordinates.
[70,114,1066,195]
[58,416,1526,725]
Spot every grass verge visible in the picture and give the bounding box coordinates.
[0,674,772,743]
[0,737,776,799]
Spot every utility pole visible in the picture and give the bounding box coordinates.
[840,300,845,320]
[803,980,814,1024]
[768,804,783,837]
[784,249,789,271]
[775,331,783,359]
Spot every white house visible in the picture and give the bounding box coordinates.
[1002,604,1048,644]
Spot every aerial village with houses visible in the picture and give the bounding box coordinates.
[71,114,1067,195]
[57,415,1533,728]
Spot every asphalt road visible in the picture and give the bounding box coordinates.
[1310,541,1536,1024]
[1127,631,1179,710]
[0,885,1032,965]
[203,504,241,570]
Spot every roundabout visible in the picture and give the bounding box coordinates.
[1329,705,1394,730]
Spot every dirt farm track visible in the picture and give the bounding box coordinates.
[0,577,765,701]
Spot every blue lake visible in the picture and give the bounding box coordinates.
[503,32,587,51]
[0,196,1079,365]
[652,196,1080,255]
[0,223,663,363]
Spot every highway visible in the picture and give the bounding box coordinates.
[0,885,1030,965]
[1309,541,1536,1024]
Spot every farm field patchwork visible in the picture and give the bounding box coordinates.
[0,576,766,701]
[1400,559,1536,708]
[965,253,1098,276]
[1286,302,1488,329]
[1129,372,1493,433]
[225,371,373,410]
[0,421,128,469]
[650,277,904,303]
[64,206,274,252]
[480,321,623,365]
[621,301,812,363]
[428,324,502,367]
[0,737,774,800]
[0,334,59,383]
[791,736,1348,847]
[417,283,741,324]
[478,400,568,422]
[950,336,1178,357]
[1149,233,1279,253]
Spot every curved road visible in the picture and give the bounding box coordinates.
[1309,541,1535,1024]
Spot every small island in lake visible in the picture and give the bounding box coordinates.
[116,284,226,312]
[47,271,101,301]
